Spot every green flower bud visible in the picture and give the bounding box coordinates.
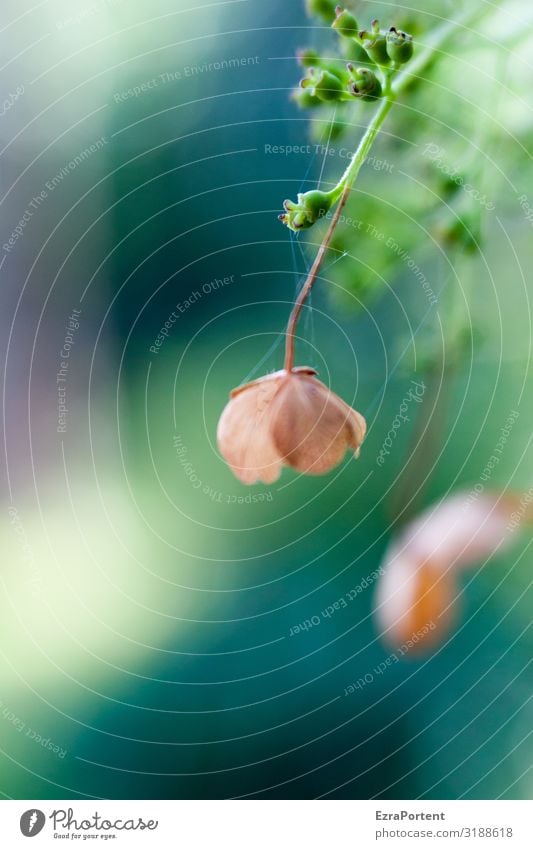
[292,88,322,109]
[279,190,334,231]
[342,38,372,64]
[297,48,321,69]
[301,68,346,102]
[347,64,382,101]
[435,172,465,199]
[360,20,390,66]
[305,0,336,21]
[432,209,480,253]
[386,26,414,63]
[332,6,358,38]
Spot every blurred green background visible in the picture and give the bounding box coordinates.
[0,0,532,799]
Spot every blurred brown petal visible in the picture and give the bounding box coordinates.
[376,554,457,652]
[375,490,523,652]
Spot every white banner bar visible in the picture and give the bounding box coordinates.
[1,800,531,848]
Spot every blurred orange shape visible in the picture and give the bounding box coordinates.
[375,491,522,652]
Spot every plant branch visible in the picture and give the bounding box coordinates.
[283,6,489,371]
[284,181,352,372]
[284,86,396,372]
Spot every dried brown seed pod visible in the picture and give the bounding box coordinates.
[217,367,366,484]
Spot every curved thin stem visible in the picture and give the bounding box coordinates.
[283,5,489,372]
[284,181,352,372]
[284,88,396,372]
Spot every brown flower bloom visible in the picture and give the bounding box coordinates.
[217,367,366,484]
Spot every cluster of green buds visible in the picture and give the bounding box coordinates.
[337,12,414,69]
[295,8,414,105]
[282,6,415,230]
[279,189,336,231]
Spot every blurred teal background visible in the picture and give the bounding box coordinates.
[0,0,532,799]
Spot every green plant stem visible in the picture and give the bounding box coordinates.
[284,86,396,372]
[284,6,488,372]
[284,181,352,372]
[332,85,396,200]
